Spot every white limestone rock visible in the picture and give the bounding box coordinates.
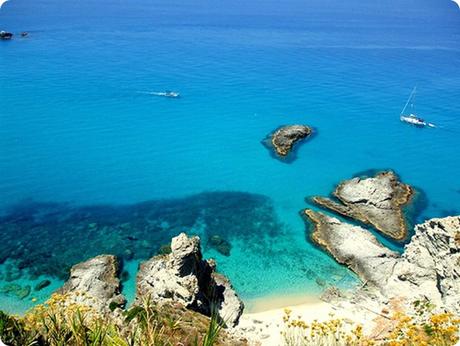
[58,255,126,314]
[136,233,244,327]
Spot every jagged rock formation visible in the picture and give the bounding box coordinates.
[268,125,312,158]
[306,210,460,314]
[58,255,126,314]
[384,216,460,313]
[306,210,399,287]
[136,233,244,327]
[312,171,413,240]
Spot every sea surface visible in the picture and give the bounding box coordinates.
[0,0,459,314]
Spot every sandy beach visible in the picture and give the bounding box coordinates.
[237,294,365,345]
[236,288,401,346]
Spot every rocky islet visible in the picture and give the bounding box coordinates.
[265,125,313,161]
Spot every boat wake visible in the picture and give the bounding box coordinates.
[138,91,180,98]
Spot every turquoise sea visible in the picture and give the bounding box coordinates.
[1,0,459,314]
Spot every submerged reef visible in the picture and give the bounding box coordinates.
[312,171,413,240]
[0,192,282,281]
[263,125,312,162]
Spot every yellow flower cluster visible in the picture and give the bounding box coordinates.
[281,306,460,346]
[281,310,374,346]
[386,311,460,346]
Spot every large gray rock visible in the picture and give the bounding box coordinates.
[306,210,460,314]
[212,272,245,327]
[385,216,460,313]
[268,125,312,157]
[306,210,399,286]
[312,171,413,240]
[57,255,126,314]
[136,233,244,327]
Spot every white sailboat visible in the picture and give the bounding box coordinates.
[400,87,435,128]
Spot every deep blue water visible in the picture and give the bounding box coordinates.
[0,0,459,313]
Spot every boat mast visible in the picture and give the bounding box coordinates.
[400,86,417,116]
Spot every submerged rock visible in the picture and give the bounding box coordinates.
[34,279,51,291]
[17,285,31,300]
[57,255,126,314]
[306,209,460,314]
[136,233,244,327]
[312,171,413,240]
[208,235,232,256]
[0,283,31,299]
[267,125,312,158]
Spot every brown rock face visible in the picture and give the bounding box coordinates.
[312,171,413,240]
[270,125,312,157]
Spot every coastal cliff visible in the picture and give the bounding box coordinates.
[0,195,458,345]
[136,233,244,327]
[306,210,460,315]
[0,233,247,346]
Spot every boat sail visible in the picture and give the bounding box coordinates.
[400,87,435,127]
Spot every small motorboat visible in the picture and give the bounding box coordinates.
[399,87,435,128]
[0,31,13,40]
[151,91,180,98]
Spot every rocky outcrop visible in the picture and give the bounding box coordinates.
[384,216,460,313]
[57,255,126,314]
[268,125,312,158]
[306,210,399,287]
[306,210,460,314]
[312,171,413,240]
[136,233,244,327]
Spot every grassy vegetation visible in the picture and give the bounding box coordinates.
[0,294,245,346]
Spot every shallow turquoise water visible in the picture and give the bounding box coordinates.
[0,0,459,313]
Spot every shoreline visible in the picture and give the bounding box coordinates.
[244,292,324,314]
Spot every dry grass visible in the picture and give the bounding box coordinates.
[0,293,246,346]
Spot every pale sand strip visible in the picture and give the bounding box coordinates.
[234,294,368,346]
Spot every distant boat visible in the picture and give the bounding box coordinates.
[151,91,180,98]
[400,87,435,128]
[0,31,13,40]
